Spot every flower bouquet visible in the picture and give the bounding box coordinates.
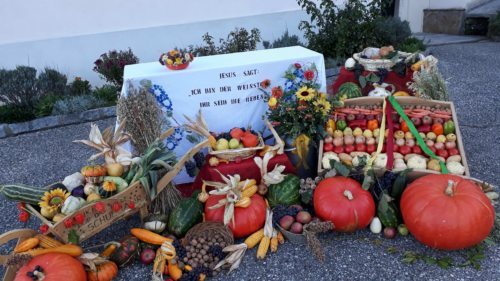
[159,50,194,70]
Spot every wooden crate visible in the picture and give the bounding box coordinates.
[26,140,209,244]
[318,97,470,177]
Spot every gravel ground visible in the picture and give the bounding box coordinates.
[0,42,499,281]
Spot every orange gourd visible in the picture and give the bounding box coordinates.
[15,253,86,281]
[87,261,118,281]
[401,174,495,250]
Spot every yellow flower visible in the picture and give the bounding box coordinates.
[175,57,183,65]
[295,86,316,101]
[166,59,174,65]
[313,98,332,116]
[318,92,327,100]
[39,188,69,210]
[268,97,278,109]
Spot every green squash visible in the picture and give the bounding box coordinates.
[267,174,300,208]
[103,176,128,192]
[338,82,362,99]
[167,198,203,237]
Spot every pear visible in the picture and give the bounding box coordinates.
[216,139,229,151]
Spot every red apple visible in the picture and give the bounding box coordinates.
[445,141,456,149]
[344,144,355,153]
[436,149,449,158]
[433,118,443,124]
[324,136,333,144]
[412,146,423,155]
[411,117,421,126]
[399,145,411,155]
[333,146,344,154]
[447,148,460,156]
[323,143,334,152]
[366,144,376,153]
[355,143,366,152]
[296,211,312,224]
[290,222,303,234]
[279,215,295,230]
[422,116,432,125]
[333,137,343,147]
[395,138,405,146]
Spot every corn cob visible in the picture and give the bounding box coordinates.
[256,236,270,259]
[238,179,256,189]
[244,229,264,249]
[235,196,251,208]
[241,185,258,198]
[36,234,63,248]
[277,231,285,244]
[270,229,278,253]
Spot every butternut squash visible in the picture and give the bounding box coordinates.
[168,259,183,281]
[27,244,82,257]
[130,228,173,245]
[14,237,39,253]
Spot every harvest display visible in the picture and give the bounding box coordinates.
[0,56,498,281]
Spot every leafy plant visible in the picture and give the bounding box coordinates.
[487,11,500,40]
[34,94,61,117]
[0,104,35,123]
[398,37,426,53]
[93,84,119,105]
[0,66,40,109]
[67,77,92,96]
[37,68,67,96]
[408,67,449,101]
[93,48,139,88]
[188,28,261,56]
[263,30,304,49]
[373,17,411,47]
[297,0,389,60]
[52,95,108,115]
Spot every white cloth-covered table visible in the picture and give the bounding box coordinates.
[120,46,326,183]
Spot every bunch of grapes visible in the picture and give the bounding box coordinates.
[193,152,205,168]
[217,132,231,141]
[185,160,197,177]
[172,239,187,259]
[373,171,398,197]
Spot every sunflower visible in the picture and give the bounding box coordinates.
[295,86,316,101]
[313,99,332,116]
[39,188,69,210]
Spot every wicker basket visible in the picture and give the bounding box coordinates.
[208,120,285,161]
[183,221,234,246]
[353,50,412,71]
[25,140,210,244]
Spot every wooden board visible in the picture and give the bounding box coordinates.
[318,97,470,176]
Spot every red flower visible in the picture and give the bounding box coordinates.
[19,211,30,223]
[39,224,49,234]
[64,219,74,228]
[17,202,26,211]
[94,202,106,214]
[294,63,302,69]
[304,70,315,80]
[260,79,271,89]
[128,201,135,209]
[297,105,307,111]
[271,87,283,98]
[111,202,122,212]
[74,213,85,225]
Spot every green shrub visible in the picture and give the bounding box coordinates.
[93,48,139,88]
[374,17,411,47]
[398,37,426,53]
[52,95,108,115]
[0,66,40,108]
[93,84,119,105]
[67,77,92,96]
[488,12,500,40]
[37,68,67,96]
[188,28,261,56]
[297,0,390,60]
[263,30,304,49]
[0,105,36,123]
[34,94,61,117]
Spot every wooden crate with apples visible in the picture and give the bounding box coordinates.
[318,97,470,177]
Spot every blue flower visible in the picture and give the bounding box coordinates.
[150,84,173,112]
[174,127,184,141]
[166,140,176,150]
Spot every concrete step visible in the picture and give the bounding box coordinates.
[467,0,500,17]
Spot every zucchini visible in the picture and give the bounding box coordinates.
[0,184,46,205]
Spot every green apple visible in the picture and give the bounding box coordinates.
[229,138,240,149]
[216,139,229,151]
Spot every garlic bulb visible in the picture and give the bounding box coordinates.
[345,58,356,69]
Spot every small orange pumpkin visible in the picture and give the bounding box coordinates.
[87,261,118,281]
[81,165,107,183]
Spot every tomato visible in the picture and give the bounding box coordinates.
[366,144,376,153]
[431,123,444,136]
[333,146,344,154]
[400,121,410,133]
[344,144,355,153]
[323,143,334,152]
[367,119,379,131]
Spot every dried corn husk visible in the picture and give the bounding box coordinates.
[254,152,286,186]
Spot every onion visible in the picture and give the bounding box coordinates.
[396,138,405,146]
[344,135,355,145]
[355,136,365,144]
[366,137,376,145]
[405,139,415,147]
[383,227,397,239]
[324,136,333,144]
[434,142,444,150]
[445,141,456,149]
[425,140,435,147]
[333,137,344,147]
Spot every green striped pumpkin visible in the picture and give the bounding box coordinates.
[167,197,203,237]
[0,184,46,205]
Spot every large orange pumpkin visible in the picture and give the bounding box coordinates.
[87,261,118,281]
[15,253,86,281]
[401,174,495,250]
[205,194,267,238]
[314,177,375,232]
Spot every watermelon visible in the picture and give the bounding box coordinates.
[337,82,362,99]
[267,175,300,208]
[167,197,203,237]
